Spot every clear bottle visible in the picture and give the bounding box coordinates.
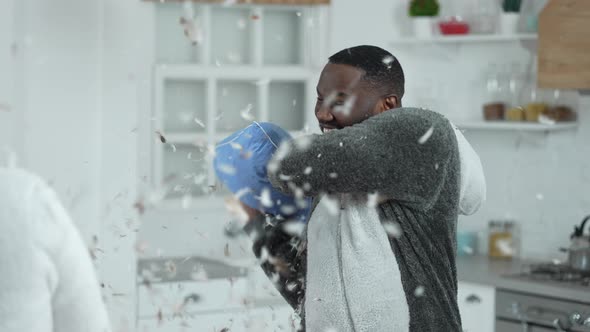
[507,63,523,107]
[482,63,507,121]
[505,63,526,121]
[522,56,549,122]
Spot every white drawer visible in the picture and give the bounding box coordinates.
[138,278,250,318]
[138,306,295,332]
[458,281,495,332]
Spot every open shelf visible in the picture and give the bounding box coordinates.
[151,3,325,212]
[455,121,578,132]
[263,9,303,65]
[163,80,207,132]
[390,34,538,45]
[268,81,306,130]
[155,2,202,64]
[211,7,252,65]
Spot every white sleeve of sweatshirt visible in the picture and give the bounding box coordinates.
[0,169,111,332]
[453,125,487,216]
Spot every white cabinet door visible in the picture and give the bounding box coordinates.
[458,281,495,332]
[138,306,295,332]
[138,278,250,318]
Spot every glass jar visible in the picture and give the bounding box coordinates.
[465,0,499,34]
[543,89,578,122]
[482,63,507,121]
[523,88,549,122]
[488,220,517,259]
[503,62,526,121]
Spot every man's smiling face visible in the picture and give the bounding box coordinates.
[315,63,392,133]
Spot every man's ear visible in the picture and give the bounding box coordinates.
[384,95,399,110]
[375,95,399,114]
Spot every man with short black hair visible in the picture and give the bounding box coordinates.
[249,45,484,332]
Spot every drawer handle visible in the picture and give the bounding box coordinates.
[465,294,481,304]
[183,293,201,305]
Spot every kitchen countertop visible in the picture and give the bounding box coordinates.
[137,256,250,283]
[138,255,590,304]
[457,255,590,303]
[137,256,290,308]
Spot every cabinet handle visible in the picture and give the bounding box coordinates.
[465,294,481,304]
[183,293,201,305]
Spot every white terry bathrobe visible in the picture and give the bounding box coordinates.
[0,168,111,332]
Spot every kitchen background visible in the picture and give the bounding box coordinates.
[1,0,589,331]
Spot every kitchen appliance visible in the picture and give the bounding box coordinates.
[499,262,590,331]
[562,215,590,272]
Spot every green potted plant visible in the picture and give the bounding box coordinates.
[408,0,440,38]
[500,0,522,34]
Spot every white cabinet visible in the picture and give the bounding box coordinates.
[149,3,329,204]
[138,278,251,318]
[138,306,295,332]
[458,281,496,332]
[137,273,296,332]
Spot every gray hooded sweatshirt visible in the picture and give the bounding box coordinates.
[250,107,462,331]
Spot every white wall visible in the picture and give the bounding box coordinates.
[461,96,590,260]
[1,0,155,330]
[99,1,154,330]
[0,0,18,157]
[329,0,590,260]
[17,0,103,240]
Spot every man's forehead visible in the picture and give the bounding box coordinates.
[317,63,364,94]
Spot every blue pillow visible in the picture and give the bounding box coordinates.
[214,122,311,223]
